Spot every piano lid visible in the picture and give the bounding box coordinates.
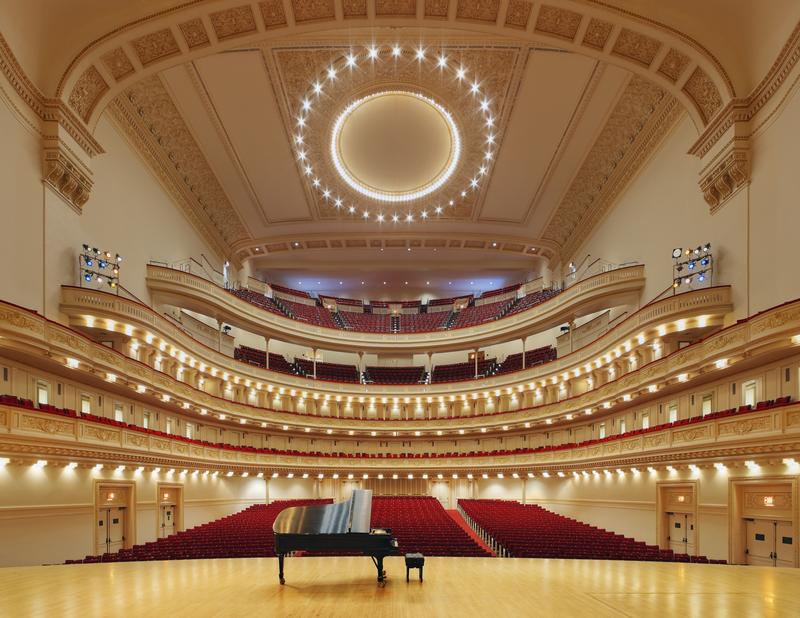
[272,489,373,535]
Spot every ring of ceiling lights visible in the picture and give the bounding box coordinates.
[294,44,499,223]
[330,90,461,202]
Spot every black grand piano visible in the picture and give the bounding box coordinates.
[273,489,398,586]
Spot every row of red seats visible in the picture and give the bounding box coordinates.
[67,496,489,563]
[495,346,557,374]
[504,289,560,317]
[3,395,791,461]
[295,358,360,383]
[431,358,498,383]
[458,499,725,563]
[230,286,562,334]
[371,496,490,557]
[339,311,391,333]
[66,500,330,563]
[451,300,513,329]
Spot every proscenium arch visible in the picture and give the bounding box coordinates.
[57,0,734,139]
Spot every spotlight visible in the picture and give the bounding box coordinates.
[83,256,93,266]
[698,273,706,282]
[99,260,107,269]
[688,261,696,270]
[84,272,92,282]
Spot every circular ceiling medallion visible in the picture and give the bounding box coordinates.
[331,91,461,202]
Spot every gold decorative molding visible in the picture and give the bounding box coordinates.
[698,149,750,214]
[42,146,93,213]
[544,75,682,258]
[108,75,249,262]
[267,43,523,221]
[687,23,800,213]
[456,0,500,22]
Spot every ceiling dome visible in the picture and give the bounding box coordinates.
[333,90,460,201]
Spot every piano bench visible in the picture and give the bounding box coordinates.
[405,553,425,582]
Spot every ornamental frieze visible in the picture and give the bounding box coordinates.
[83,426,119,442]
[718,416,771,437]
[20,415,73,436]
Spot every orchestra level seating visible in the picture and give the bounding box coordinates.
[458,500,725,564]
[66,497,490,563]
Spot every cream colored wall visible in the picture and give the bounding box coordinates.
[0,92,220,321]
[0,464,265,567]
[574,85,800,318]
[571,114,749,316]
[0,88,46,313]
[43,116,220,319]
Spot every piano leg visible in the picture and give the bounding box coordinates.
[278,553,285,585]
[372,555,387,587]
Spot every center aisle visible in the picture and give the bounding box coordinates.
[446,510,496,557]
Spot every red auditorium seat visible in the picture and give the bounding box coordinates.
[458,499,723,564]
[68,497,490,563]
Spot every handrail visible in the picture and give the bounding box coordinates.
[145,264,648,353]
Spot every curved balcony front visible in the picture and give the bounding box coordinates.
[145,264,647,353]
[2,402,798,475]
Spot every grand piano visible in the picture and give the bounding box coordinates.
[273,489,398,586]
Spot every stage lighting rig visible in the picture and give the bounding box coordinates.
[671,244,713,292]
[79,244,122,292]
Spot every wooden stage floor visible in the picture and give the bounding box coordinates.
[1,556,799,617]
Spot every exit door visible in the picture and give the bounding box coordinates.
[97,507,125,554]
[667,513,695,555]
[160,504,176,538]
[745,519,794,567]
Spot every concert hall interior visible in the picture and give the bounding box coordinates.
[2,1,800,615]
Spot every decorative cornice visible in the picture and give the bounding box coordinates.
[42,146,93,213]
[0,33,104,158]
[544,75,683,258]
[107,78,248,264]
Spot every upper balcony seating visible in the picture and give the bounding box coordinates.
[339,311,391,333]
[504,288,560,317]
[294,358,361,383]
[270,284,311,299]
[365,366,427,385]
[66,496,489,563]
[229,288,290,317]
[280,298,340,329]
[479,283,520,300]
[234,346,298,375]
[229,285,563,334]
[371,496,491,557]
[398,312,448,332]
[458,499,724,563]
[495,346,557,374]
[451,299,513,328]
[8,395,791,461]
[431,358,498,383]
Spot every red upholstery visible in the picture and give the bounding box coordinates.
[451,300,512,328]
[459,500,724,563]
[294,358,360,383]
[67,496,490,563]
[67,500,331,563]
[495,346,557,374]
[431,358,498,382]
[371,496,490,556]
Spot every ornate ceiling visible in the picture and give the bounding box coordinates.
[3,0,798,292]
